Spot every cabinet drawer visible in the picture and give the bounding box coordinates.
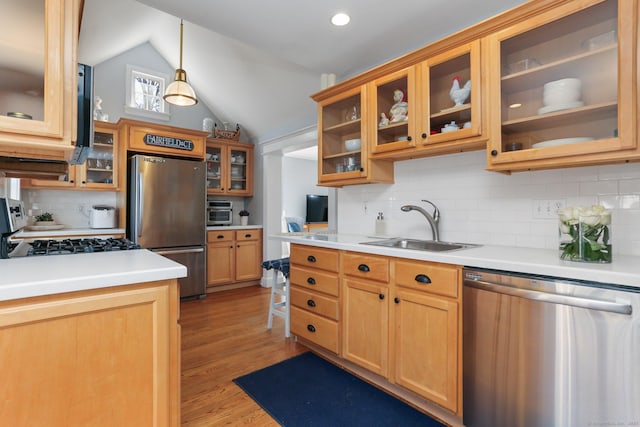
[291,306,339,353]
[290,286,339,320]
[394,260,460,298]
[290,244,339,272]
[207,230,234,242]
[343,252,389,283]
[290,266,339,297]
[235,229,261,241]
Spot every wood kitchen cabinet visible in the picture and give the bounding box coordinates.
[289,244,340,353]
[391,260,461,414]
[0,0,79,162]
[0,279,181,426]
[314,85,394,187]
[206,139,254,196]
[342,252,390,376]
[206,229,262,290]
[486,0,638,172]
[24,121,119,190]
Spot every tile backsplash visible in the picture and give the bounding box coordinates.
[337,150,640,256]
[22,190,118,229]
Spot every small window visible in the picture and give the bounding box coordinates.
[124,65,170,121]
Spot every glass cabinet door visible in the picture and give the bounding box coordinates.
[319,86,364,178]
[371,67,416,154]
[83,124,116,188]
[228,147,249,193]
[206,144,223,193]
[419,41,481,146]
[487,0,634,168]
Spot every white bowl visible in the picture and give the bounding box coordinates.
[543,78,581,106]
[344,138,361,151]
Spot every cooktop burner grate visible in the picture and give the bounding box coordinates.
[24,238,141,256]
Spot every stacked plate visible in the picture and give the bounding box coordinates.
[538,78,583,115]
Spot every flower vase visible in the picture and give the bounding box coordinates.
[241,216,249,226]
[559,206,612,263]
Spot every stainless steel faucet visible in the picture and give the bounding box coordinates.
[400,199,440,241]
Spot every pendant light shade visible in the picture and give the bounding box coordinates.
[164,19,198,106]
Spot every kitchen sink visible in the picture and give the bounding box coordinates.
[361,238,479,252]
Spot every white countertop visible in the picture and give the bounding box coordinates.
[0,249,187,302]
[207,225,263,230]
[13,228,125,239]
[272,233,640,289]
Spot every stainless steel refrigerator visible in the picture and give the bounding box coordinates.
[128,154,206,299]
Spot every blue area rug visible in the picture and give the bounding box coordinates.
[233,352,446,426]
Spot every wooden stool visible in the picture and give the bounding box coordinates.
[262,258,290,337]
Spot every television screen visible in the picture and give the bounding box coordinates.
[306,195,328,223]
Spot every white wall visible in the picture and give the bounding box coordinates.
[22,190,117,228]
[337,150,640,256]
[282,156,327,222]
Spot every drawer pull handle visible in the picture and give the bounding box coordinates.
[379,293,385,300]
[307,324,316,333]
[307,277,316,285]
[358,264,370,272]
[217,234,225,239]
[415,274,432,284]
[307,255,316,263]
[245,233,252,238]
[394,297,400,304]
[307,299,316,307]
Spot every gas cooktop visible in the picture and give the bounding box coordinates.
[6,237,141,257]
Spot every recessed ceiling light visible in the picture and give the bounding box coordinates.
[331,12,350,26]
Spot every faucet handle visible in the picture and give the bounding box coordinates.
[421,199,440,222]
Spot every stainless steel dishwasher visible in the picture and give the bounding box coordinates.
[463,267,639,427]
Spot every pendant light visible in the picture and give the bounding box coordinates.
[164,19,198,106]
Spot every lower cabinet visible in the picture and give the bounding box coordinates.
[207,229,262,289]
[289,244,340,353]
[0,280,180,426]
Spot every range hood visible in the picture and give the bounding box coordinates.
[0,157,69,180]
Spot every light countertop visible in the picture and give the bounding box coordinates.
[0,249,187,302]
[207,225,262,230]
[13,228,125,239]
[272,233,640,289]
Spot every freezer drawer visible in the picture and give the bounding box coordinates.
[153,246,206,299]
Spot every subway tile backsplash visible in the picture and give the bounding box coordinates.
[337,150,640,256]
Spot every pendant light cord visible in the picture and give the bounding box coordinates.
[179,19,184,70]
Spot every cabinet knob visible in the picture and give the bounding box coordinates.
[407,136,412,141]
[357,264,370,272]
[307,277,316,285]
[217,235,225,239]
[70,180,74,184]
[359,167,364,172]
[81,181,86,184]
[491,150,498,156]
[237,244,240,248]
[421,132,427,139]
[394,297,400,304]
[307,324,316,333]
[307,299,316,307]
[414,274,432,284]
[379,293,385,300]
[307,255,316,263]
[245,233,252,238]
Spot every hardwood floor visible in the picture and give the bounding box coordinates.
[180,285,307,426]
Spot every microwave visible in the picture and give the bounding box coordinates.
[207,200,233,226]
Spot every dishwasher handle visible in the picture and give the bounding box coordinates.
[465,279,632,315]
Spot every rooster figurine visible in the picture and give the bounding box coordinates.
[449,76,471,107]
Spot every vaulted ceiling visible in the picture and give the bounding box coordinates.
[78,0,527,143]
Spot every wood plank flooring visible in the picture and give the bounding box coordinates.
[180,285,306,426]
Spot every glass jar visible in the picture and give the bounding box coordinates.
[559,206,612,263]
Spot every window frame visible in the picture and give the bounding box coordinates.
[124,64,171,121]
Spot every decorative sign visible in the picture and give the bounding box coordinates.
[143,133,194,151]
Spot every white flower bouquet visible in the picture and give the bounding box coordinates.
[558,205,612,263]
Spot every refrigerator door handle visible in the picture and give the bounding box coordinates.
[136,171,144,238]
[153,247,205,256]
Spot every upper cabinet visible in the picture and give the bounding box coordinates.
[206,139,254,196]
[316,85,394,187]
[0,0,78,161]
[486,0,638,172]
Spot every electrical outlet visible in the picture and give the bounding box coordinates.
[533,199,566,219]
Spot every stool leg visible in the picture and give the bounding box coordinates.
[284,277,290,338]
[267,269,277,329]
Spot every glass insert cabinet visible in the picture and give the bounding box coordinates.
[205,140,254,196]
[486,0,635,171]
